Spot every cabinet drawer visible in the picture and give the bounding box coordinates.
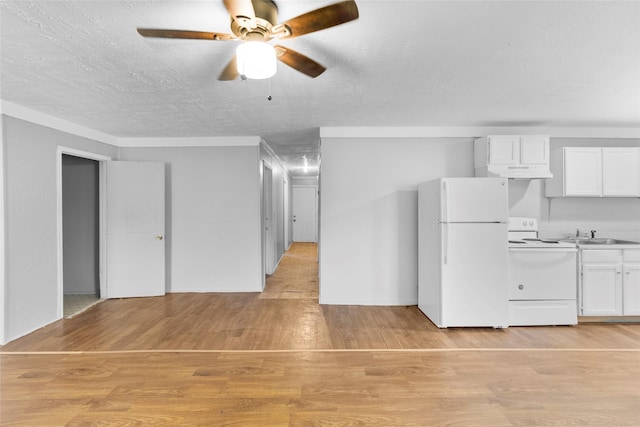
[623,249,640,263]
[582,250,621,263]
[509,300,577,326]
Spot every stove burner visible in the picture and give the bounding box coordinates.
[522,238,560,244]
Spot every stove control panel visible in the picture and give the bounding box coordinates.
[508,217,538,232]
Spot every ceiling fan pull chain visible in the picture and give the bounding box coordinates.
[267,78,272,101]
[240,40,247,81]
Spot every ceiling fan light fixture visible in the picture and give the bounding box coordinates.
[236,41,277,79]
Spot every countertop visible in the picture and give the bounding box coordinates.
[559,239,640,250]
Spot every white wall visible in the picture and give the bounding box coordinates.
[119,146,263,292]
[2,116,117,343]
[62,155,99,295]
[319,136,473,305]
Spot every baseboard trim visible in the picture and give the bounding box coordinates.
[578,316,640,323]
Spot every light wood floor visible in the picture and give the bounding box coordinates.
[2,243,640,425]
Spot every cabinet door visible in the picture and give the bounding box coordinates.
[622,264,640,315]
[520,136,549,165]
[564,148,602,196]
[581,264,622,315]
[488,136,519,165]
[602,148,640,197]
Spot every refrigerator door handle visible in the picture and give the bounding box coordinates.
[443,222,449,265]
[442,181,449,223]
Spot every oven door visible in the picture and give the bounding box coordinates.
[508,248,577,300]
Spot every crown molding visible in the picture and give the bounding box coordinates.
[1,100,119,145]
[4,101,638,148]
[320,126,640,139]
[117,136,261,147]
[0,100,261,148]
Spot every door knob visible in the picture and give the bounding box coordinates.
[156,235,164,240]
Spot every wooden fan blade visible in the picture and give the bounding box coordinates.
[218,56,239,81]
[223,0,256,29]
[137,28,235,41]
[277,0,358,39]
[274,45,326,78]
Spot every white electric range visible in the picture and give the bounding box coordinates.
[507,217,578,326]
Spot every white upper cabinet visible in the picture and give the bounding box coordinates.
[564,148,602,196]
[487,136,519,165]
[475,135,551,178]
[546,147,640,197]
[602,148,640,196]
[520,136,551,165]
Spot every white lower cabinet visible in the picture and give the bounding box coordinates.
[580,249,640,316]
[582,264,622,315]
[622,264,640,315]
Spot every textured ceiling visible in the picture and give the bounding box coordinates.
[1,0,639,175]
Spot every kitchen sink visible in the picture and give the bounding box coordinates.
[561,238,640,245]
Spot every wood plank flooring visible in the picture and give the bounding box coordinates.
[3,349,639,426]
[2,243,640,425]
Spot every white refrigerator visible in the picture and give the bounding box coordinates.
[418,177,509,328]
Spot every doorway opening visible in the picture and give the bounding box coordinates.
[57,147,111,319]
[62,154,101,317]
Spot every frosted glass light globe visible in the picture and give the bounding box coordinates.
[236,42,276,79]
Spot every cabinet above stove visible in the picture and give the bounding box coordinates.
[474,135,552,179]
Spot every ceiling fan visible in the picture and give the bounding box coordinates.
[137,0,359,80]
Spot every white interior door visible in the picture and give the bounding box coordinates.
[106,161,165,298]
[292,186,317,242]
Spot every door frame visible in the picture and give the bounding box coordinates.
[283,177,290,249]
[0,116,5,344]
[262,162,275,276]
[56,146,112,319]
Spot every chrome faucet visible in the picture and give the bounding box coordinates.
[590,230,597,239]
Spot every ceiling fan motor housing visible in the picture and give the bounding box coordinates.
[231,0,279,40]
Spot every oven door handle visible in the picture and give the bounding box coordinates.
[509,248,577,253]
